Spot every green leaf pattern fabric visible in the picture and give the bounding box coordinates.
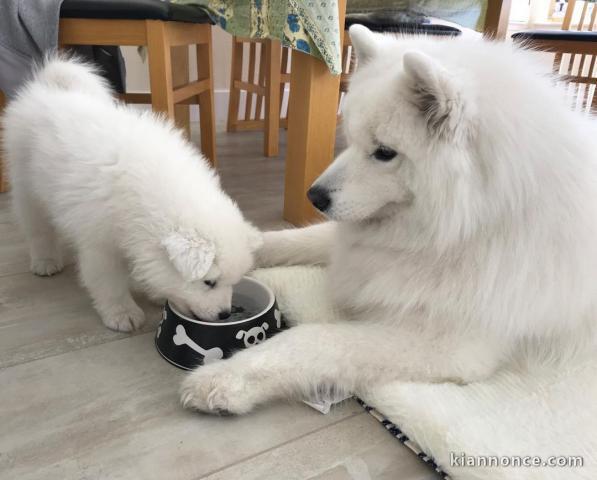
[172,0,488,74]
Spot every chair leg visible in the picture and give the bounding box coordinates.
[227,36,243,132]
[245,42,258,123]
[0,91,8,193]
[264,40,281,157]
[255,44,265,122]
[196,25,216,166]
[172,45,191,138]
[146,20,175,118]
[279,47,289,119]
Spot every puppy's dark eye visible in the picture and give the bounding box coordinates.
[372,145,398,162]
[204,280,217,288]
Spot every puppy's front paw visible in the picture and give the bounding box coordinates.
[101,304,145,332]
[180,363,256,415]
[31,258,64,277]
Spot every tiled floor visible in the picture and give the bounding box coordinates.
[0,130,438,480]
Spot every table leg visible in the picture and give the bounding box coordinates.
[283,0,346,225]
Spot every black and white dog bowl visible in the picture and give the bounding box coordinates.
[155,276,284,370]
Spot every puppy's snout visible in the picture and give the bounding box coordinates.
[218,310,231,320]
[307,185,331,212]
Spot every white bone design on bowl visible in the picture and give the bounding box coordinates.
[235,322,269,348]
[274,309,282,329]
[172,324,223,363]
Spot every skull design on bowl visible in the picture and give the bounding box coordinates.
[235,322,270,348]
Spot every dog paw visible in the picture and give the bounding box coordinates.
[180,364,256,415]
[445,341,502,384]
[30,258,64,277]
[101,304,146,332]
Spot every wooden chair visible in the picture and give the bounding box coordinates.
[0,0,218,194]
[512,0,597,113]
[226,38,283,157]
[226,16,482,157]
[59,0,217,164]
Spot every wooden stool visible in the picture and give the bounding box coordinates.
[0,1,217,193]
[226,37,283,157]
[59,0,217,164]
[226,37,345,158]
[226,21,462,157]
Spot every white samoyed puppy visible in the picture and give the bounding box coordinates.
[180,26,597,415]
[3,57,262,331]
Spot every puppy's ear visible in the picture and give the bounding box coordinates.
[162,231,216,282]
[349,25,379,64]
[403,51,468,138]
[246,223,264,252]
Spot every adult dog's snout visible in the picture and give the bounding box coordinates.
[307,185,331,212]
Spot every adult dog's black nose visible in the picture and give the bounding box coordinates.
[218,310,231,320]
[307,185,331,212]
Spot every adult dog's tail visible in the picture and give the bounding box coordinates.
[33,54,111,98]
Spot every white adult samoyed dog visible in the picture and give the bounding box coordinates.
[180,25,597,415]
[3,57,262,332]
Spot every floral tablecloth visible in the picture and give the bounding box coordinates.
[173,0,489,74]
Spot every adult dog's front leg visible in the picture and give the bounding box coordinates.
[180,323,504,415]
[256,222,336,267]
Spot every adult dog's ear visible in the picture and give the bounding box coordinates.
[162,231,216,281]
[349,24,379,64]
[403,51,468,138]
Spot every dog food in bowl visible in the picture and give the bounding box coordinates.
[155,276,285,370]
[228,304,258,322]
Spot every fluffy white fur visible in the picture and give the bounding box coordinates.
[3,57,262,331]
[180,26,597,415]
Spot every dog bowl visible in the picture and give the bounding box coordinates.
[155,276,284,370]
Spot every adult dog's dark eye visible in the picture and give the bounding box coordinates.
[204,280,217,288]
[372,145,398,162]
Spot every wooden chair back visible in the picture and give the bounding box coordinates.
[554,0,596,112]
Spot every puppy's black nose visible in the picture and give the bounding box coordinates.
[218,310,231,320]
[307,185,331,212]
